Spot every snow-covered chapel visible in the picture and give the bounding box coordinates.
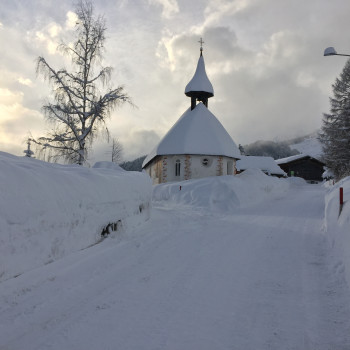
[142,41,240,184]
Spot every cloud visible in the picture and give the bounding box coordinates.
[17,77,33,87]
[155,22,330,146]
[203,0,251,27]
[121,129,161,158]
[34,21,65,55]
[47,23,62,38]
[0,87,44,155]
[2,0,350,162]
[148,0,179,19]
[65,11,78,29]
[89,128,161,163]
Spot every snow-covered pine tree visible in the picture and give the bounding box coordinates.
[32,0,131,165]
[319,59,350,180]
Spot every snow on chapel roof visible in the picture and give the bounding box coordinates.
[142,103,240,168]
[185,54,214,96]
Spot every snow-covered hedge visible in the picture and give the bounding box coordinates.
[0,152,152,282]
[324,176,350,289]
[153,169,296,213]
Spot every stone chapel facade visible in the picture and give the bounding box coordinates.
[142,45,240,184]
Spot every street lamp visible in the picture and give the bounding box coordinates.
[324,47,350,57]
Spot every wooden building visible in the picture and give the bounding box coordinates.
[276,154,325,182]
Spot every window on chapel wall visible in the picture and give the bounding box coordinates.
[201,157,213,167]
[202,158,209,166]
[175,159,181,176]
[227,160,233,175]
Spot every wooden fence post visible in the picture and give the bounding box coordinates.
[339,187,344,216]
[340,187,344,206]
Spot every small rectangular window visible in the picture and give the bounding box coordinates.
[175,160,181,176]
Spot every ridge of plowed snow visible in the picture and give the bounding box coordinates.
[153,169,299,212]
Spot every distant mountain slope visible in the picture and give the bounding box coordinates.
[243,140,299,160]
[243,132,323,160]
[287,132,323,159]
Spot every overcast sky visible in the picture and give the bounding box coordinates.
[1,0,350,163]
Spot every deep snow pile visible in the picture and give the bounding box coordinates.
[0,152,152,282]
[324,176,350,289]
[153,169,299,213]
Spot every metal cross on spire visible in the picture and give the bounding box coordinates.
[198,37,204,56]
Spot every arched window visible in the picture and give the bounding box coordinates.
[175,159,181,176]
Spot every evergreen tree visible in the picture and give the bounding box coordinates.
[319,60,350,180]
[120,156,146,172]
[32,1,131,165]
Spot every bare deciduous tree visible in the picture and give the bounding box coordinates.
[111,138,123,164]
[32,0,131,165]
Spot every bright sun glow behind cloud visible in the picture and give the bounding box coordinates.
[66,11,78,29]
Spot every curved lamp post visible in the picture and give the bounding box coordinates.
[324,47,350,57]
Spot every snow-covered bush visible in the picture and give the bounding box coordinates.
[324,176,350,289]
[0,152,152,282]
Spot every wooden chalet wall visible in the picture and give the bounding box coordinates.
[278,157,324,182]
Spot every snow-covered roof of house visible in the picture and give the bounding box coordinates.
[276,153,324,165]
[236,156,286,176]
[142,102,240,168]
[185,55,214,96]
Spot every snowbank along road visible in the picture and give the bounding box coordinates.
[1,182,350,350]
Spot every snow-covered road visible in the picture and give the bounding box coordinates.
[1,183,350,350]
